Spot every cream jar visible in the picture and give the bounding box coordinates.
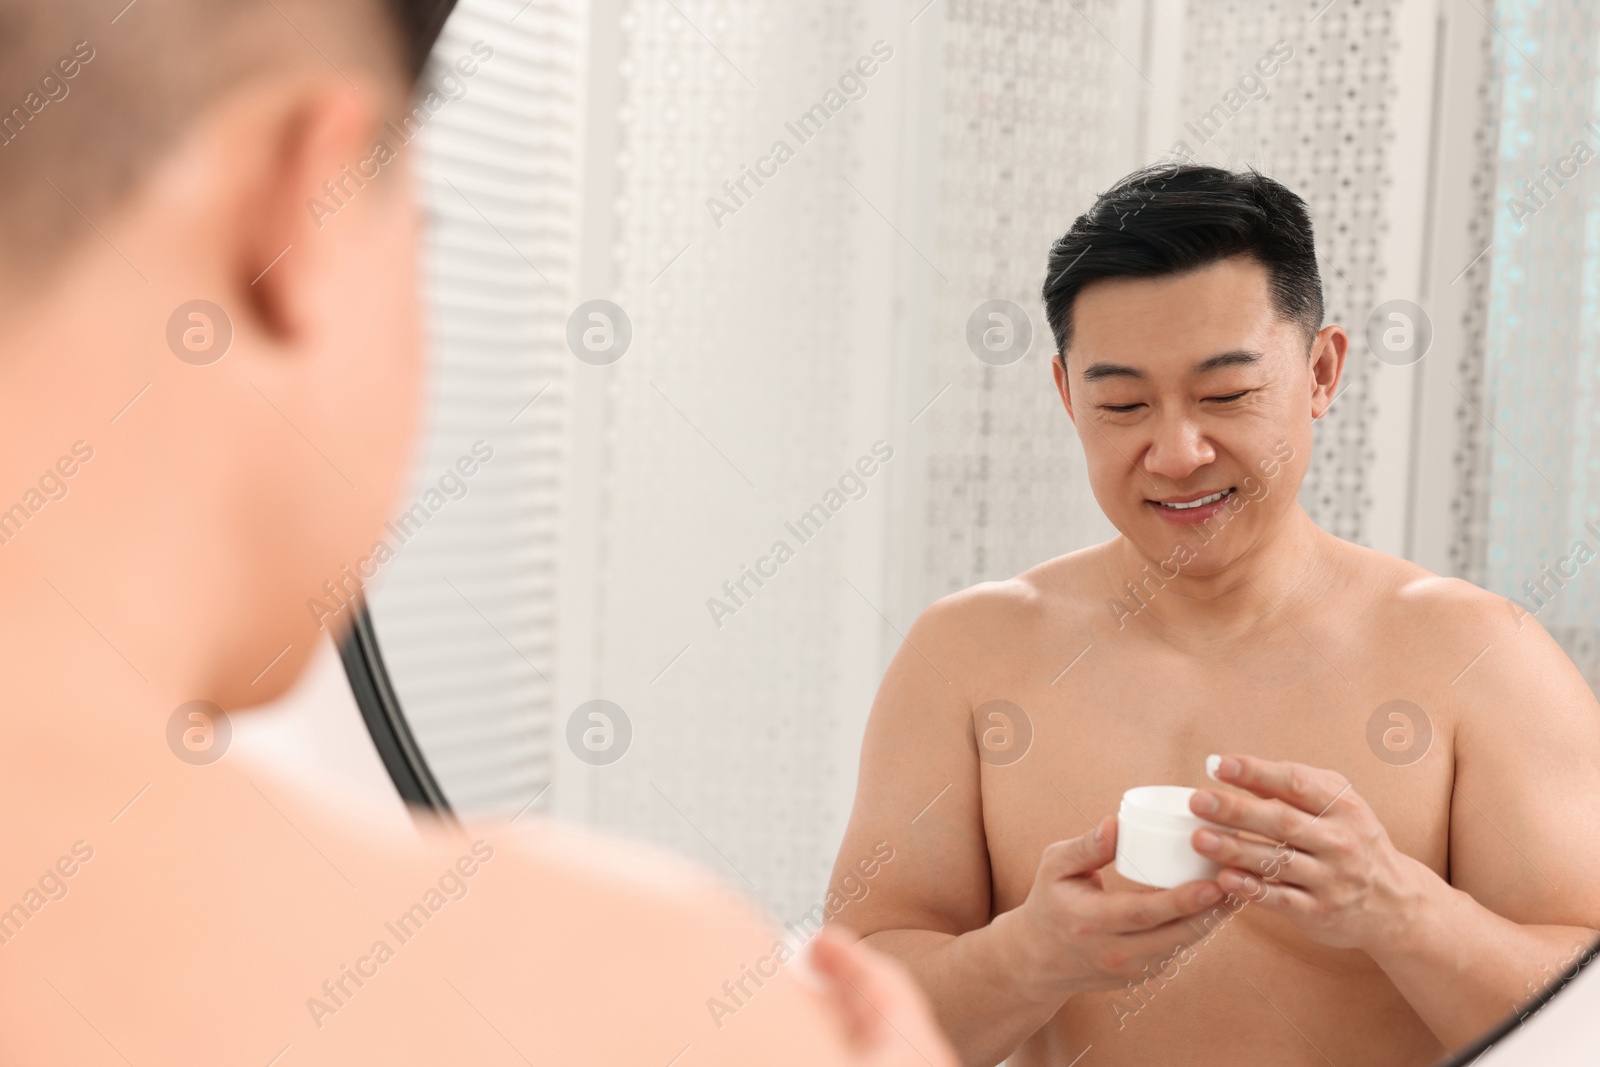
[1114,785,1225,889]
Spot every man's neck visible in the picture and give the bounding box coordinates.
[1104,504,1337,650]
[0,262,324,724]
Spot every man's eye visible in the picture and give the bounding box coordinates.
[1206,391,1249,404]
[1101,403,1144,414]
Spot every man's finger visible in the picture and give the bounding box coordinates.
[1193,829,1324,887]
[1207,753,1351,817]
[1039,816,1117,880]
[1091,879,1224,934]
[1109,907,1229,958]
[1191,788,1317,846]
[1215,870,1319,918]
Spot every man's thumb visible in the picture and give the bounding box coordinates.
[1041,815,1116,879]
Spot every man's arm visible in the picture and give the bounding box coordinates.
[1379,598,1600,1046]
[826,591,1046,1066]
[828,590,1226,1067]
[1188,588,1600,1051]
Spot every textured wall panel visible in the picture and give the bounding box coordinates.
[586,0,880,919]
[914,0,1130,601]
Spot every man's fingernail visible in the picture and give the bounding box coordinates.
[1221,756,1241,778]
[1199,884,1222,905]
[1192,791,1219,814]
[1194,829,1220,852]
[1205,754,1221,780]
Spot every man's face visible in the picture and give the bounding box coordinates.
[1054,255,1341,575]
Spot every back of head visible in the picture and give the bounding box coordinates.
[0,0,452,300]
[1041,163,1325,360]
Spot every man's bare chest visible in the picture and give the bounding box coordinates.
[970,633,1457,912]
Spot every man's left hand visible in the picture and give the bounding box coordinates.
[1188,754,1437,952]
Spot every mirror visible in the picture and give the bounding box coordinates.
[321,0,1600,1062]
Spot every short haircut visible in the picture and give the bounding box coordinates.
[0,0,455,288]
[389,0,465,81]
[1041,163,1325,360]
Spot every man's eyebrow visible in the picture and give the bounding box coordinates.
[1194,349,1263,373]
[1080,361,1144,382]
[1079,349,1263,383]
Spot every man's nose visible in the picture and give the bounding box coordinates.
[1142,411,1216,482]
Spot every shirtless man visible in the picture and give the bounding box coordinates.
[827,164,1600,1066]
[0,2,954,1064]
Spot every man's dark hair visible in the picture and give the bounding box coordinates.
[1041,163,1324,360]
[392,0,460,80]
[0,0,457,294]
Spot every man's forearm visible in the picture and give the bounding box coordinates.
[862,909,1068,1067]
[1369,866,1597,1049]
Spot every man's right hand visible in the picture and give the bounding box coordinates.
[1000,815,1226,1001]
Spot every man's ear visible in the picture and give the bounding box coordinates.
[1052,354,1078,426]
[216,80,387,345]
[1307,324,1347,419]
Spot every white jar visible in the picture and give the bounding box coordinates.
[1114,785,1225,889]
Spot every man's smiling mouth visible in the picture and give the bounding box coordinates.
[1151,488,1235,510]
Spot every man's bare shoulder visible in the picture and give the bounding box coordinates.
[495,814,764,920]
[914,545,1110,640]
[0,713,849,1065]
[1324,536,1583,698]
[1325,536,1516,638]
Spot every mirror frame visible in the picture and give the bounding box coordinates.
[1437,936,1599,1066]
[338,604,454,814]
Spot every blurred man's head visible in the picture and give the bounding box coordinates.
[0,1,441,283]
[0,0,453,709]
[1039,164,1347,577]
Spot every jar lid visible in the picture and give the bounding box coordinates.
[1119,785,1214,831]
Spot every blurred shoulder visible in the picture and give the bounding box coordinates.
[488,815,764,930]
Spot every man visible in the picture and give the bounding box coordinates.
[826,164,1600,1066]
[0,2,955,1064]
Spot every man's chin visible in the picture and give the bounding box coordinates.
[213,625,325,712]
[1120,522,1254,578]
